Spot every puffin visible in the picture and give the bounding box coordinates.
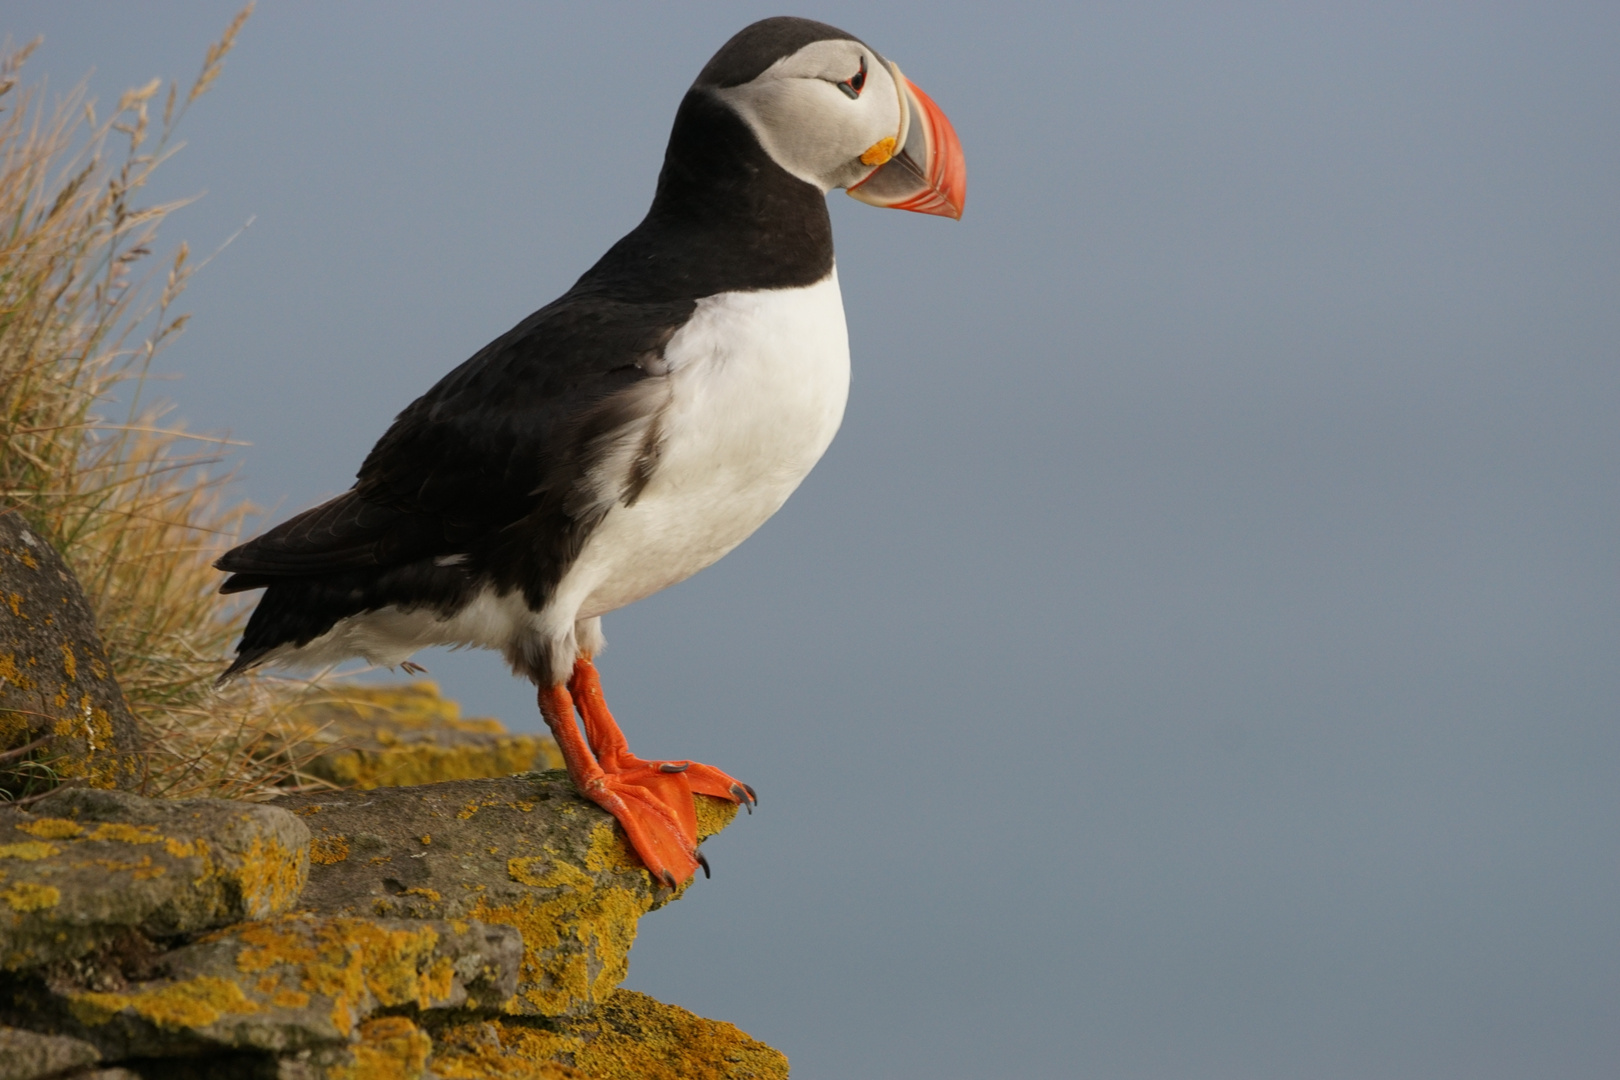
[216,17,966,887]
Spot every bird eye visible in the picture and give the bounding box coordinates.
[837,56,867,100]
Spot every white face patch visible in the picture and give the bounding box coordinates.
[714,39,903,192]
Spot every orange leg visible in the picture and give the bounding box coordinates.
[536,659,755,888]
[568,658,757,811]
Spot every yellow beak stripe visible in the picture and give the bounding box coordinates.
[860,136,897,167]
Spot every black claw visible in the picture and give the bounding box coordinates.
[659,762,691,773]
[696,851,711,879]
[743,782,758,805]
[729,782,757,813]
[660,869,677,889]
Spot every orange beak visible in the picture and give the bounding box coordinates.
[847,64,966,220]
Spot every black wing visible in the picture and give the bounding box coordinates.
[216,289,695,601]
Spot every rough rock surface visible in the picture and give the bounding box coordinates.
[12,912,522,1060]
[0,774,781,1078]
[428,990,791,1080]
[0,511,139,793]
[274,772,738,1017]
[282,682,563,790]
[0,1024,102,1079]
[0,787,310,969]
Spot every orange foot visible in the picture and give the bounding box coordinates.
[535,658,755,888]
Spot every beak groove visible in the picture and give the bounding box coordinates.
[847,63,966,220]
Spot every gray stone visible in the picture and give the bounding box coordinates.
[0,1025,100,1080]
[0,787,310,970]
[24,913,517,1060]
[0,511,139,794]
[275,771,738,1017]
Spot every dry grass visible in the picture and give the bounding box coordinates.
[0,8,366,801]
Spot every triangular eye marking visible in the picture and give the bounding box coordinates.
[837,55,867,99]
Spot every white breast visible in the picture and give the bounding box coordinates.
[554,269,850,625]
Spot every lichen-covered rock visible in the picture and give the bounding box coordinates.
[0,1024,102,1080]
[280,682,562,790]
[0,511,139,793]
[427,990,789,1080]
[274,773,738,1018]
[20,912,519,1061]
[0,787,310,969]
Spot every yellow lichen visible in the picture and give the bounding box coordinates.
[430,991,788,1080]
[1,882,60,911]
[283,682,562,789]
[0,841,59,860]
[402,887,441,902]
[60,641,76,681]
[231,915,455,1037]
[234,833,307,916]
[272,987,311,1009]
[476,836,655,1014]
[0,654,34,692]
[343,1016,432,1080]
[693,795,739,841]
[70,975,258,1031]
[164,836,199,858]
[310,835,351,865]
[16,818,83,840]
[85,823,164,845]
[423,954,456,1003]
[582,823,640,875]
[88,854,164,880]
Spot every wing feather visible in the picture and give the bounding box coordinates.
[216,290,694,591]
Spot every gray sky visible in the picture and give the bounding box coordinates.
[10,3,1619,1077]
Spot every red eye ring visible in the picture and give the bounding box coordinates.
[837,55,868,100]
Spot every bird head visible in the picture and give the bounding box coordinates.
[694,18,966,219]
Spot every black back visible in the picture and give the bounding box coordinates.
[217,18,852,675]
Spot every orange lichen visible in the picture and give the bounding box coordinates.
[1,882,60,911]
[310,835,351,865]
[69,975,259,1031]
[60,641,77,681]
[16,818,83,840]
